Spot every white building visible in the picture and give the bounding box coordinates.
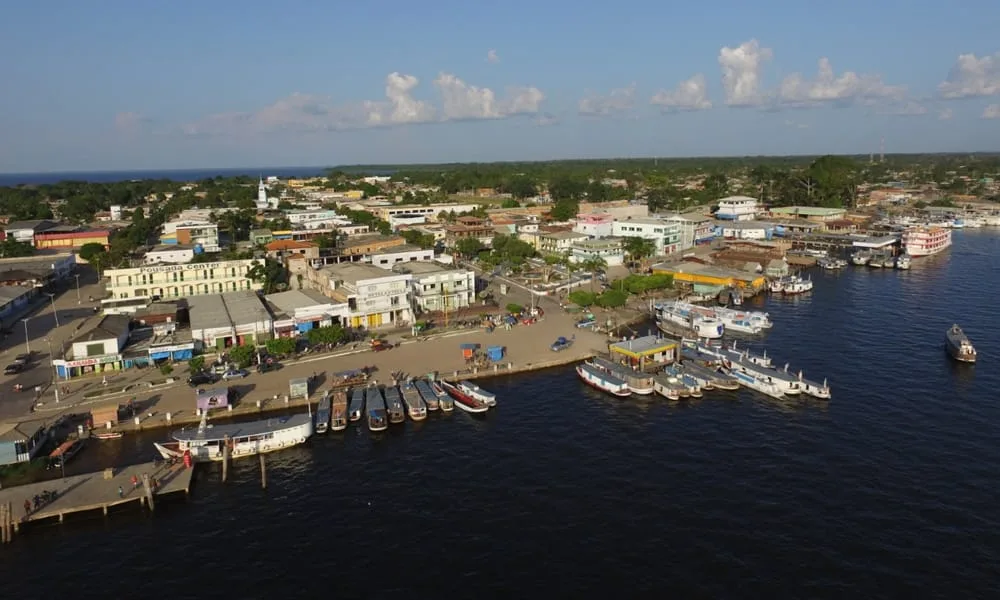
[388,213,428,230]
[321,263,412,329]
[715,196,760,221]
[569,238,625,266]
[721,221,774,240]
[573,214,615,238]
[661,214,717,250]
[110,205,123,221]
[369,245,435,269]
[392,261,476,313]
[265,290,350,337]
[538,231,590,254]
[374,203,480,222]
[611,217,682,256]
[286,209,352,229]
[256,178,278,210]
[159,219,220,252]
[188,291,274,350]
[143,245,195,265]
[105,259,262,300]
[52,314,132,379]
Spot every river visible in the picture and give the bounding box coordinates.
[4,230,999,599]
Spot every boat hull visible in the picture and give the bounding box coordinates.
[441,381,491,413]
[154,423,312,463]
[576,365,631,397]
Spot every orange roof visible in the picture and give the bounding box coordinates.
[265,240,316,251]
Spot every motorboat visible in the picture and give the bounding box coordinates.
[330,391,348,431]
[154,412,313,462]
[575,362,631,397]
[364,386,388,432]
[945,324,977,363]
[457,381,496,407]
[440,380,492,412]
[315,391,331,434]
[400,382,428,421]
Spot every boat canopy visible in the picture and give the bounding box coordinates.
[170,413,311,443]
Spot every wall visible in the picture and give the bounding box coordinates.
[370,248,435,269]
[144,248,195,264]
[71,335,121,360]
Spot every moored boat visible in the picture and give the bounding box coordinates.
[315,392,331,434]
[457,380,496,407]
[428,380,454,411]
[723,352,801,395]
[348,388,365,422]
[92,431,124,440]
[154,412,313,462]
[575,362,631,397]
[903,226,952,257]
[894,254,911,270]
[798,375,832,399]
[365,386,388,432]
[683,362,740,390]
[440,380,491,412]
[383,385,406,424]
[415,380,446,412]
[724,368,786,399]
[945,324,977,363]
[331,391,348,431]
[652,374,684,400]
[654,301,725,339]
[591,356,655,395]
[782,276,813,295]
[851,250,872,266]
[400,382,428,420]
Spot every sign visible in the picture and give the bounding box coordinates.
[148,343,194,354]
[136,260,248,275]
[64,355,121,368]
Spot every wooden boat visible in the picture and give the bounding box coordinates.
[383,385,406,424]
[576,362,631,397]
[428,380,454,412]
[329,368,369,388]
[364,387,388,432]
[946,324,977,363]
[652,375,682,400]
[154,412,313,462]
[315,391,331,434]
[591,357,655,395]
[400,382,427,420]
[92,431,123,440]
[415,380,448,412]
[457,380,496,407]
[330,391,348,431]
[440,380,490,413]
[348,388,364,422]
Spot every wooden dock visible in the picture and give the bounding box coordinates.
[0,460,193,539]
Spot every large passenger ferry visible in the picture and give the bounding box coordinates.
[902,226,952,257]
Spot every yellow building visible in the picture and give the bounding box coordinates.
[34,229,110,250]
[652,262,766,290]
[343,190,365,200]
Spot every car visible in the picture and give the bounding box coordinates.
[576,318,597,329]
[4,363,23,375]
[550,337,573,352]
[222,369,250,380]
[370,340,393,352]
[14,353,32,364]
[187,372,217,387]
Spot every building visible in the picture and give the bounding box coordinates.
[444,224,495,247]
[569,238,625,266]
[661,214,716,250]
[256,178,278,210]
[265,289,349,336]
[53,314,132,378]
[143,244,196,265]
[715,196,760,221]
[160,220,220,252]
[769,206,847,222]
[0,417,50,466]
[388,213,428,230]
[611,217,681,255]
[391,261,476,313]
[3,220,58,244]
[0,253,75,288]
[720,222,775,241]
[538,231,590,254]
[188,291,273,350]
[373,203,479,222]
[369,244,435,269]
[265,240,320,262]
[578,200,648,220]
[34,229,111,251]
[319,263,412,329]
[651,262,767,291]
[573,213,615,238]
[104,259,262,300]
[0,286,36,322]
[609,335,677,369]
[338,234,406,257]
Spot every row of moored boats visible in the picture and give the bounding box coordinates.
[655,300,773,338]
[850,251,911,270]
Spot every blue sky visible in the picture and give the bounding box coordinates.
[2,0,1000,173]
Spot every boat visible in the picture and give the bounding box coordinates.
[654,302,725,339]
[591,356,655,395]
[723,351,801,396]
[945,324,977,363]
[154,412,313,462]
[440,380,492,412]
[894,254,911,270]
[428,380,454,411]
[49,439,85,469]
[400,382,427,420]
[663,366,703,398]
[575,362,631,397]
[817,256,843,270]
[797,375,832,400]
[782,276,813,295]
[724,341,772,368]
[331,391,348,431]
[415,380,446,412]
[348,388,365,422]
[652,374,687,400]
[92,431,123,440]
[724,368,786,399]
[457,381,496,407]
[851,250,872,266]
[868,254,887,268]
[315,392,331,434]
[364,387,388,432]
[682,362,740,391]
[902,226,952,257]
[383,385,406,424]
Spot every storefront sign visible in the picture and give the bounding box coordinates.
[148,343,194,354]
[65,355,121,368]
[137,261,247,275]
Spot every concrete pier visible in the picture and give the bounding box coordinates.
[0,461,193,536]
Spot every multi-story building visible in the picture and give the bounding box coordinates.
[265,240,320,263]
[373,203,479,222]
[573,213,614,238]
[714,196,760,221]
[104,259,262,300]
[661,214,716,250]
[538,231,590,254]
[369,244,435,269]
[768,206,847,222]
[611,217,681,256]
[569,238,625,266]
[319,263,412,329]
[34,229,111,251]
[444,224,495,248]
[392,261,476,313]
[159,220,220,252]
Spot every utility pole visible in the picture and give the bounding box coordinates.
[45,338,60,403]
[21,318,30,354]
[74,274,81,303]
[47,293,59,327]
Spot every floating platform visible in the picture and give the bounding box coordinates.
[0,460,193,537]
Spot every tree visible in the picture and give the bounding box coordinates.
[188,356,205,373]
[229,344,255,368]
[550,200,579,221]
[702,173,729,198]
[78,242,107,263]
[595,289,628,308]
[622,237,657,272]
[307,325,346,345]
[568,290,597,307]
[504,176,538,199]
[549,175,586,201]
[580,256,608,292]
[500,198,520,209]
[265,337,297,355]
[455,237,485,258]
[0,239,34,258]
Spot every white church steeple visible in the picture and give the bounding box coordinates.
[256,176,269,210]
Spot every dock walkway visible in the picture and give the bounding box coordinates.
[0,461,193,534]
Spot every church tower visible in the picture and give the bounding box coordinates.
[257,177,268,208]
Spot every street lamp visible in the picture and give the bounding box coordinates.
[21,318,30,354]
[45,338,60,403]
[74,274,81,302]
[46,293,59,327]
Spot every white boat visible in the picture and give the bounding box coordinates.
[415,380,449,412]
[154,412,313,462]
[591,356,655,395]
[576,362,631,397]
[676,301,772,332]
[817,256,844,270]
[851,251,872,266]
[427,381,455,412]
[903,226,952,257]
[457,381,496,407]
[724,353,801,396]
[400,382,427,421]
[655,302,725,339]
[440,380,492,412]
[894,254,911,270]
[652,374,683,400]
[782,276,813,295]
[725,368,786,399]
[798,374,832,399]
[724,341,772,368]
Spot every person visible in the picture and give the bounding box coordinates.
[117,486,124,498]
[102,376,107,386]
[24,499,30,516]
[130,474,138,490]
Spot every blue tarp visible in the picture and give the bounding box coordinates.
[171,349,193,360]
[297,321,314,333]
[149,351,170,360]
[486,346,504,361]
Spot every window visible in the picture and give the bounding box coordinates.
[86,343,105,357]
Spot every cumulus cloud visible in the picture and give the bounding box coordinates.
[983,104,1000,119]
[778,58,905,107]
[578,84,636,116]
[434,73,543,120]
[939,53,1000,98]
[650,74,712,112]
[487,49,500,64]
[718,39,773,106]
[938,107,954,120]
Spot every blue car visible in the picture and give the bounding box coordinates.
[550,337,574,352]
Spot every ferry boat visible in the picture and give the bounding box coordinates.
[725,368,786,399]
[440,380,492,412]
[945,324,977,363]
[851,250,872,266]
[782,276,813,295]
[364,386,388,432]
[591,356,655,395]
[797,375,832,399]
[723,352,801,396]
[894,254,911,270]
[348,388,365,422]
[902,226,952,257]
[457,381,496,407]
[383,385,406,424]
[315,392,331,434]
[417,382,440,411]
[682,362,740,391]
[664,366,703,398]
[652,374,684,400]
[400,382,428,420]
[817,256,846,270]
[575,362,631,397]
[427,380,455,411]
[154,412,313,462]
[655,302,725,339]
[725,341,772,368]
[331,391,348,431]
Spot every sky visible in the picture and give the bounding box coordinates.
[2,0,1000,173]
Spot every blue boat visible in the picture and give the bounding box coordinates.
[315,391,331,434]
[364,387,388,432]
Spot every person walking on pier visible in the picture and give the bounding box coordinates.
[23,499,30,517]
[130,474,138,491]
[117,485,124,498]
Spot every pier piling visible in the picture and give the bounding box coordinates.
[1,502,7,543]
[259,454,267,489]
[142,474,155,512]
[222,435,231,482]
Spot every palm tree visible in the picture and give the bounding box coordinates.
[622,237,656,273]
[580,256,608,292]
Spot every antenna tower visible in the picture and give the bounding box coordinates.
[879,137,885,163]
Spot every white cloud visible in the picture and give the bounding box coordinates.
[434,73,543,120]
[938,107,954,120]
[939,53,1000,98]
[578,84,636,116]
[983,104,1000,119]
[718,39,773,106]
[650,74,712,111]
[486,49,500,64]
[778,58,905,107]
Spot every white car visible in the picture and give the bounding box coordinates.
[222,369,249,380]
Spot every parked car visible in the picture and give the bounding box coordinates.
[187,372,218,387]
[4,363,23,375]
[14,352,33,364]
[576,318,597,329]
[550,336,573,352]
[222,369,250,380]
[370,340,393,352]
